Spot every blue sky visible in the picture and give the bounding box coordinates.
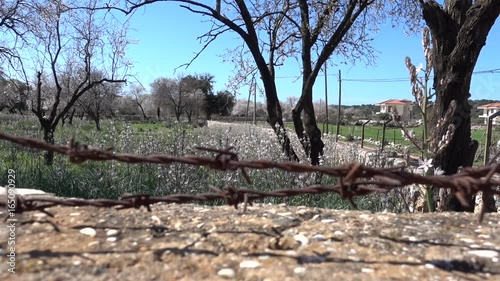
[124,2,500,106]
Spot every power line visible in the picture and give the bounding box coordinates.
[344,68,500,83]
[275,67,500,82]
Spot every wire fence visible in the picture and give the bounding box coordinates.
[0,131,499,222]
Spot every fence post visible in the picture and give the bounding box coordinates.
[335,118,343,141]
[361,120,371,148]
[381,119,392,152]
[484,111,500,165]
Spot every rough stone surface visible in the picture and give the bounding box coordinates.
[1,203,499,280]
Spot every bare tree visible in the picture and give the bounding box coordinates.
[26,0,129,164]
[78,71,123,130]
[128,84,150,120]
[231,99,250,117]
[1,0,36,97]
[281,96,298,121]
[151,77,183,121]
[102,0,420,165]
[112,94,140,116]
[0,72,29,114]
[0,0,29,71]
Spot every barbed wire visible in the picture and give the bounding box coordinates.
[0,132,499,222]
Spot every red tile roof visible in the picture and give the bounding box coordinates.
[478,102,500,109]
[376,99,412,105]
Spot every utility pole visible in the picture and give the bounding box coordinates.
[253,78,256,125]
[336,69,342,140]
[246,76,256,124]
[245,83,251,123]
[324,63,328,134]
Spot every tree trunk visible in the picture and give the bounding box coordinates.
[259,75,299,163]
[68,108,76,125]
[185,110,192,123]
[292,86,324,165]
[95,118,101,131]
[420,0,500,211]
[42,125,55,165]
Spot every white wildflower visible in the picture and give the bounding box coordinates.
[417,158,433,174]
[433,167,444,176]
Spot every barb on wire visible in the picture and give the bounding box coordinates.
[0,132,499,222]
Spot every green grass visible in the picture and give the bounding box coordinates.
[286,121,499,166]
[320,124,495,157]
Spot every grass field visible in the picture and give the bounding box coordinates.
[0,114,393,211]
[1,114,498,212]
[315,123,498,163]
[317,123,490,146]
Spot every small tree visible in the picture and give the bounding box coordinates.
[112,95,140,116]
[78,71,123,130]
[151,77,184,121]
[28,0,129,164]
[0,74,29,114]
[127,84,150,120]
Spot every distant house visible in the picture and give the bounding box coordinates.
[375,99,413,122]
[478,102,500,125]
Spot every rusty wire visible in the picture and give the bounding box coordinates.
[0,132,499,222]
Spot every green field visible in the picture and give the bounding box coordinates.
[284,121,499,165]
[317,124,490,145]
[321,124,496,159]
[0,115,382,211]
[1,114,498,212]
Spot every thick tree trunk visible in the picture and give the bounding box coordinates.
[292,86,324,166]
[260,77,299,163]
[420,0,500,211]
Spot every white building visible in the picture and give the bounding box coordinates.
[478,102,500,125]
[376,99,413,122]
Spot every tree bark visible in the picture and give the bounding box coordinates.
[95,118,101,131]
[68,108,76,125]
[42,124,55,165]
[420,0,500,211]
[292,87,324,165]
